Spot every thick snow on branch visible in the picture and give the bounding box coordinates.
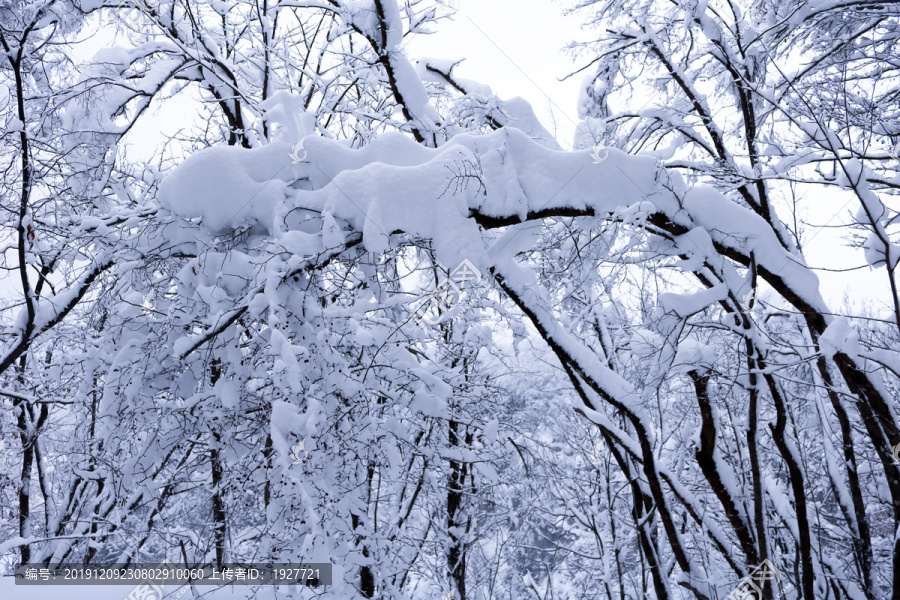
[160,111,828,321]
[162,126,651,268]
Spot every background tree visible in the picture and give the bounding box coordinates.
[1,2,900,600]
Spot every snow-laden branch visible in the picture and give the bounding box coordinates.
[160,123,828,320]
[0,257,113,377]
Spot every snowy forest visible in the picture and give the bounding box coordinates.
[1,0,900,599]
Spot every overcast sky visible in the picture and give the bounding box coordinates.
[408,0,585,148]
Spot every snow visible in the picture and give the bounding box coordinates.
[158,142,298,233]
[156,118,835,421]
[483,419,498,445]
[409,389,449,418]
[819,317,860,360]
[672,339,717,373]
[4,118,24,133]
[259,91,318,143]
[659,283,727,319]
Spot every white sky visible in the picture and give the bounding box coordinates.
[407,0,585,148]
